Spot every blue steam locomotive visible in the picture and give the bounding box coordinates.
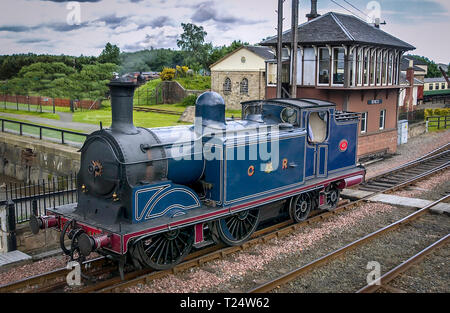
[30,79,365,274]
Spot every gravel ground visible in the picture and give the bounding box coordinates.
[383,243,449,293]
[125,202,423,293]
[364,129,450,179]
[276,212,449,293]
[0,254,68,285]
[392,168,450,201]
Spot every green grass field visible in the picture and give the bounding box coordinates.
[1,117,87,143]
[0,106,60,120]
[426,116,450,131]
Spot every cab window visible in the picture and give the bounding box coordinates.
[308,111,328,143]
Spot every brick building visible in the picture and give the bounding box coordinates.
[260,10,415,159]
[210,46,276,110]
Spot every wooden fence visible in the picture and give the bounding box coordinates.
[0,94,101,110]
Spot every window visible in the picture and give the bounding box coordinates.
[223,77,231,94]
[388,52,393,85]
[308,111,328,143]
[240,78,248,94]
[381,51,387,85]
[267,62,277,86]
[363,49,369,85]
[357,48,363,85]
[318,48,330,85]
[350,50,356,86]
[435,83,440,90]
[379,109,386,130]
[429,84,433,91]
[442,83,446,89]
[370,50,376,85]
[332,47,345,85]
[360,112,367,133]
[376,50,381,85]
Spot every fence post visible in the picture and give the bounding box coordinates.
[0,201,17,252]
[0,203,7,252]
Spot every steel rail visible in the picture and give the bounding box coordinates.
[356,233,450,293]
[365,143,449,181]
[2,149,448,293]
[0,256,106,293]
[89,161,450,293]
[247,194,450,293]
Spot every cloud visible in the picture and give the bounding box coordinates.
[37,0,102,2]
[16,38,49,44]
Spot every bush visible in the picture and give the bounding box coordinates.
[424,108,450,117]
[181,94,197,106]
[160,67,176,81]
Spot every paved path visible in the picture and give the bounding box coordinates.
[0,112,99,133]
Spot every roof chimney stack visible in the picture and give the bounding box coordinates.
[306,0,320,21]
[374,18,380,28]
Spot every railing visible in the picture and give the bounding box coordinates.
[0,174,78,224]
[426,115,450,130]
[0,118,87,145]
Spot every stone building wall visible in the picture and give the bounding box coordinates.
[211,71,265,110]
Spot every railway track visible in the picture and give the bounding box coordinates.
[360,143,450,192]
[247,194,450,293]
[1,143,449,293]
[357,233,449,293]
[133,106,182,116]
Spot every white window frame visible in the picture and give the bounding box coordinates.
[361,112,368,134]
[351,49,357,86]
[379,109,386,130]
[266,62,277,87]
[317,47,331,86]
[357,47,363,86]
[331,47,345,86]
[370,49,376,86]
[363,48,370,86]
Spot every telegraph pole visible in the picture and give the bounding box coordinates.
[291,0,299,98]
[276,0,283,98]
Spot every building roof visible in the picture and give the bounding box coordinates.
[399,73,424,86]
[437,63,449,72]
[260,12,415,50]
[245,46,276,60]
[209,45,275,69]
[424,77,446,83]
[404,55,428,66]
[401,57,426,72]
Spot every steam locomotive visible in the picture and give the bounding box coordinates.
[30,78,365,275]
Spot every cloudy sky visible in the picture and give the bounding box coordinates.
[0,0,449,63]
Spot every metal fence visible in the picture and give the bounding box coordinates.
[0,174,78,224]
[0,117,87,145]
[426,115,450,130]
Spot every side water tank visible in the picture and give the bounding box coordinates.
[397,119,408,145]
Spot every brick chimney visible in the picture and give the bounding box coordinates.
[306,0,320,21]
[405,59,415,112]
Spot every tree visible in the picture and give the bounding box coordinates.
[98,43,121,65]
[177,23,210,72]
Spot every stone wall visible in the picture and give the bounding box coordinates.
[408,121,427,138]
[159,81,206,104]
[211,70,265,110]
[0,132,80,182]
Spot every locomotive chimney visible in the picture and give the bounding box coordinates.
[108,79,138,134]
